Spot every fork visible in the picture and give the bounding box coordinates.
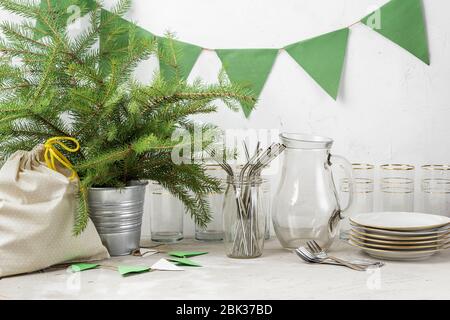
[295,247,382,269]
[306,240,367,271]
[295,247,349,267]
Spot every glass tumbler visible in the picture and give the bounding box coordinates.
[340,163,375,238]
[150,182,184,243]
[262,179,272,240]
[195,165,225,241]
[381,164,415,212]
[223,177,265,259]
[422,165,450,217]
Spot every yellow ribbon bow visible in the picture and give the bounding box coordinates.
[44,137,80,181]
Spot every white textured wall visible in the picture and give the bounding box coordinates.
[2,1,450,237]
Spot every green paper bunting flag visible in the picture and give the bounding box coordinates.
[158,37,203,82]
[362,0,429,65]
[285,28,350,100]
[168,251,208,258]
[36,0,97,39]
[168,257,202,267]
[71,263,99,272]
[99,10,154,74]
[216,49,278,117]
[118,266,151,276]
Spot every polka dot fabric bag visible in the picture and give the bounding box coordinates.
[0,144,109,278]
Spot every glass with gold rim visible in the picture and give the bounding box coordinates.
[340,163,375,239]
[422,165,450,217]
[380,164,415,212]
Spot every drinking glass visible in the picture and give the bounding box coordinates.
[150,182,184,242]
[223,177,265,259]
[262,179,272,240]
[381,164,415,212]
[422,165,450,217]
[340,163,375,238]
[195,165,225,241]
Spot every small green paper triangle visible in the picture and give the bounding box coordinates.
[35,0,97,39]
[168,251,208,258]
[216,49,278,118]
[99,10,154,74]
[158,37,203,82]
[285,28,350,100]
[168,257,202,267]
[118,266,151,276]
[71,263,99,272]
[362,0,429,65]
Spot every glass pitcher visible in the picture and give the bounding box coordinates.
[272,133,353,249]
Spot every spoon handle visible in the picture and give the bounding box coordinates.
[327,255,367,271]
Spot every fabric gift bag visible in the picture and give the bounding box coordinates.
[0,144,109,278]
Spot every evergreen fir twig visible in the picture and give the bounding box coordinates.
[0,0,255,235]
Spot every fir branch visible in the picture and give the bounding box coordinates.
[0,0,254,234]
[75,147,133,171]
[74,184,90,236]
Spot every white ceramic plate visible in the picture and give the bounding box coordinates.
[351,224,450,237]
[350,227,450,241]
[350,212,450,231]
[349,236,449,250]
[350,231,450,245]
[348,240,441,261]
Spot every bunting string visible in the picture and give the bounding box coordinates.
[37,0,430,117]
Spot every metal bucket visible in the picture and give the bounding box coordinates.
[89,181,148,256]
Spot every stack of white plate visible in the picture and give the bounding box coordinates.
[349,212,450,261]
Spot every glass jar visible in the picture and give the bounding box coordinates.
[262,178,272,240]
[195,165,225,241]
[150,182,184,243]
[223,177,266,259]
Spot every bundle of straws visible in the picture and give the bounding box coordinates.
[210,142,286,257]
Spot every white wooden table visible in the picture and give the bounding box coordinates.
[1,239,449,300]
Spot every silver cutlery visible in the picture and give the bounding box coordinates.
[295,246,383,269]
[306,240,367,271]
[306,240,384,271]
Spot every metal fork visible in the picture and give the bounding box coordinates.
[296,247,348,267]
[296,247,382,269]
[306,240,367,271]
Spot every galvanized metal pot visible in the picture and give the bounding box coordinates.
[88,181,148,256]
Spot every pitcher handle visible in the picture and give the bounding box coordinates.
[329,154,353,219]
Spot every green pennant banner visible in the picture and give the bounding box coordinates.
[37,0,431,114]
[362,0,429,65]
[35,0,96,39]
[99,9,154,74]
[158,37,203,82]
[216,49,278,117]
[285,28,349,100]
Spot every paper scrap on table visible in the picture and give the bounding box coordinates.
[168,257,202,267]
[118,266,151,276]
[71,263,99,272]
[132,248,159,257]
[151,259,184,271]
[168,251,208,258]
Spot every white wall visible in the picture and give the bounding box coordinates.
[2,1,450,237]
[110,0,450,162]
